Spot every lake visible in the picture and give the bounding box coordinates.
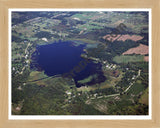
[31,40,106,87]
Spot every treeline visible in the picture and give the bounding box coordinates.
[12,30,29,43]
[34,31,53,39]
[67,95,105,115]
[115,70,136,90]
[107,99,148,115]
[20,83,66,115]
[107,40,139,55]
[86,40,139,63]
[120,62,148,72]
[12,12,54,25]
[116,62,149,90]
[12,35,30,43]
[12,12,82,26]
[12,69,30,104]
[18,82,104,115]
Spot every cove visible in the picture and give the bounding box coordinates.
[31,40,106,87]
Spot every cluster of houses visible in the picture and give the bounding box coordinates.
[105,64,117,70]
[12,42,31,75]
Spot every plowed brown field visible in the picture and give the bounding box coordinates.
[122,44,149,55]
[103,34,143,42]
[144,56,149,62]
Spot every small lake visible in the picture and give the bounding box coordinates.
[31,40,106,87]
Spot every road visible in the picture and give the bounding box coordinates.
[19,42,31,74]
[26,75,61,83]
[25,42,31,54]
[90,93,120,100]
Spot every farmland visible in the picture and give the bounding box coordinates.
[103,34,144,42]
[122,44,149,55]
[113,55,144,63]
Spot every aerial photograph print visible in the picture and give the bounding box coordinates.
[11,9,150,117]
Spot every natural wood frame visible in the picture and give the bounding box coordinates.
[0,0,160,127]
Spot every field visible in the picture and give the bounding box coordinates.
[122,44,149,55]
[139,88,149,105]
[103,34,143,42]
[144,56,149,62]
[113,55,144,63]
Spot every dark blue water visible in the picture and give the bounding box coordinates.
[31,40,106,87]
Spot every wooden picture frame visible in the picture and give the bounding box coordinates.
[0,0,160,127]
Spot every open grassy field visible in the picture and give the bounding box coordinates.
[65,37,102,44]
[78,74,97,84]
[28,71,70,88]
[139,87,149,105]
[113,55,144,63]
